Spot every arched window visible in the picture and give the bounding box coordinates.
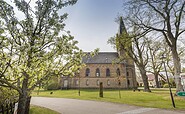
[86,79,89,86]
[96,68,100,77]
[116,68,120,76]
[76,80,79,86]
[85,68,90,76]
[106,68,110,77]
[127,71,129,76]
[107,80,110,86]
[128,80,130,86]
[97,80,100,86]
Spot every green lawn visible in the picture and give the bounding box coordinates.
[32,88,185,110]
[30,105,59,114]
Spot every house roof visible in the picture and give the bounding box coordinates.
[82,52,120,64]
[147,74,155,81]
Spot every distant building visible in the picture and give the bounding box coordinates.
[181,73,185,90]
[60,17,137,89]
[146,73,166,87]
[138,72,176,88]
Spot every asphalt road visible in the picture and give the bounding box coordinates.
[31,97,185,114]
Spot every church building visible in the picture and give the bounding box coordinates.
[61,17,137,89]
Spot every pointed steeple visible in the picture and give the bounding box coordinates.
[118,16,127,35]
[117,16,127,57]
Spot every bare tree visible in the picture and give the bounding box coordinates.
[147,40,163,88]
[124,0,185,92]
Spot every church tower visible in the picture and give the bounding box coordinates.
[118,16,127,35]
[117,16,127,57]
[116,17,137,89]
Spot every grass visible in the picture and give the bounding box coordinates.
[32,88,185,110]
[30,105,60,114]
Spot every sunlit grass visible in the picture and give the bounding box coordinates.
[32,88,185,110]
[30,105,59,114]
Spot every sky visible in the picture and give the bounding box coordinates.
[61,0,124,52]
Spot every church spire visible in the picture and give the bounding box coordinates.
[118,16,127,35]
[117,16,127,57]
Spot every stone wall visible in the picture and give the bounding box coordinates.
[61,63,137,89]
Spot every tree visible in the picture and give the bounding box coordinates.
[0,0,86,114]
[108,19,151,92]
[147,40,163,88]
[124,0,185,92]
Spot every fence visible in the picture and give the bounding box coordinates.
[0,96,32,114]
[0,101,17,114]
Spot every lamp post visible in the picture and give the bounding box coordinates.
[161,55,175,108]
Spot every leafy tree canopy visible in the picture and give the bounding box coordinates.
[0,0,100,113]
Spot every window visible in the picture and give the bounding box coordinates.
[76,80,79,85]
[107,80,110,86]
[86,79,89,86]
[106,68,110,77]
[116,68,120,76]
[85,68,90,76]
[96,68,100,77]
[97,80,100,86]
[127,80,130,85]
[127,71,129,76]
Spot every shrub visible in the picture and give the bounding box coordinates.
[163,84,169,88]
[46,83,60,90]
[159,80,165,87]
[163,83,175,88]
[0,87,18,105]
[169,79,176,88]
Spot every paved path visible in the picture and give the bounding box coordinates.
[31,97,185,114]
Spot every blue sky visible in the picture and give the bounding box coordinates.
[61,0,124,52]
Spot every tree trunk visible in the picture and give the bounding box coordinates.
[17,78,30,114]
[17,95,31,114]
[139,67,151,92]
[154,72,160,88]
[25,96,31,114]
[17,93,27,114]
[171,46,183,92]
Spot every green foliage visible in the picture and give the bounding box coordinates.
[163,84,169,88]
[0,0,80,93]
[163,80,176,88]
[0,0,87,113]
[169,78,176,88]
[46,83,60,90]
[108,18,151,91]
[0,87,18,105]
[42,75,60,90]
[182,67,185,72]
